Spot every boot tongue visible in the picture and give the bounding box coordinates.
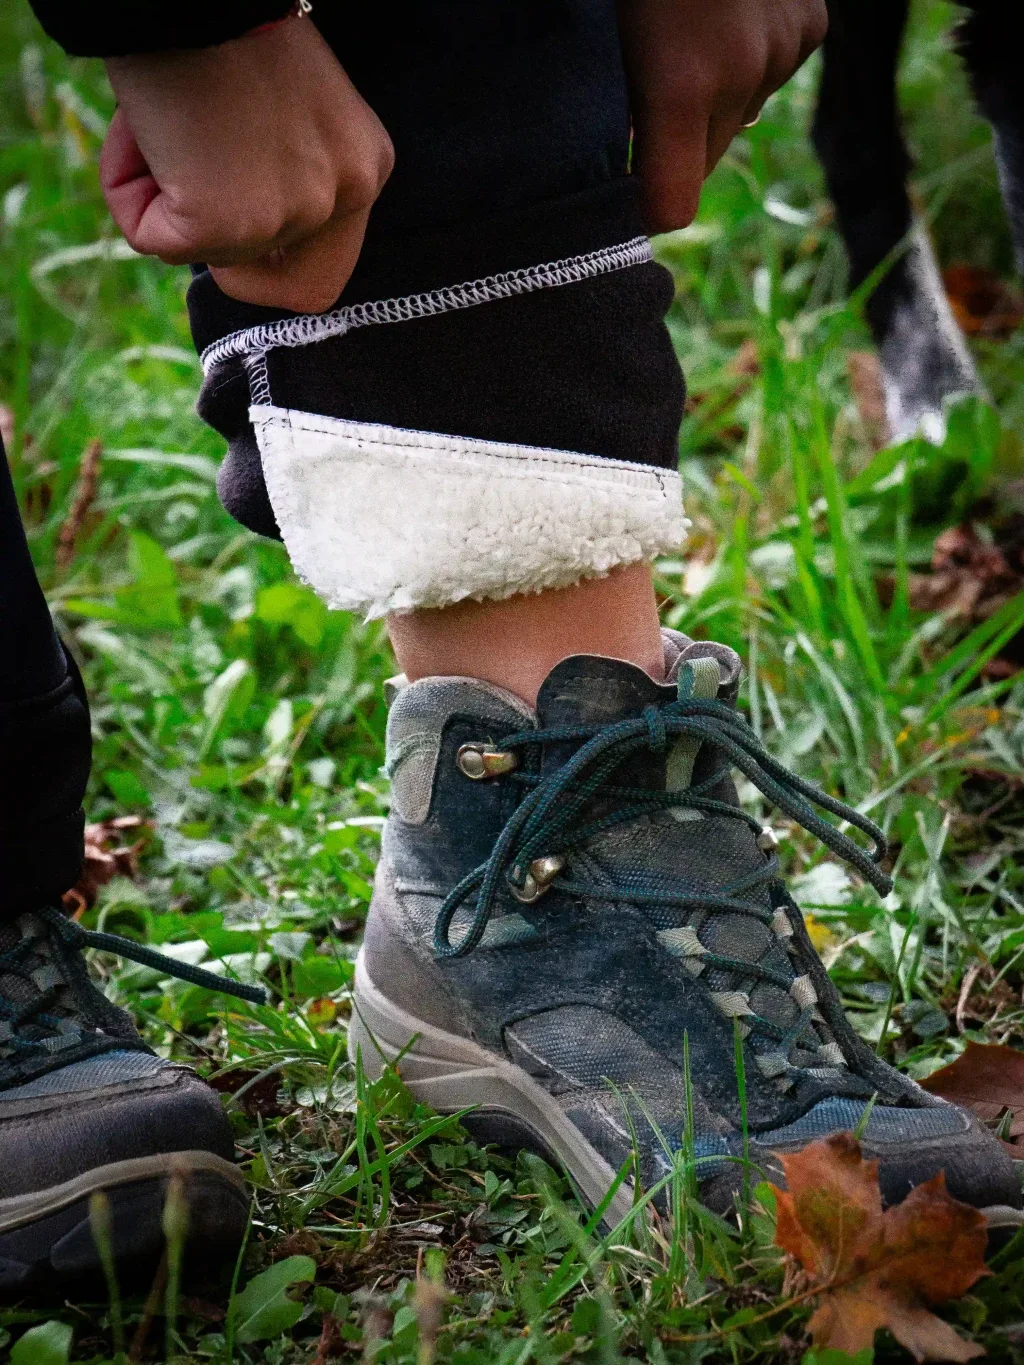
[666,655,723,793]
[535,654,677,783]
[537,655,676,729]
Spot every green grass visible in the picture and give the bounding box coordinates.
[4,0,1024,1360]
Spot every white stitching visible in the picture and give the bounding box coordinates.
[246,351,271,405]
[250,416,678,498]
[251,407,674,485]
[202,237,653,375]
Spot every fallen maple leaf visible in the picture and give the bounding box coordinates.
[923,1041,1024,1153]
[773,1132,988,1362]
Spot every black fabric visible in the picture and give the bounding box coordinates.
[0,448,66,703]
[0,447,89,913]
[315,1,631,242]
[958,3,1024,274]
[27,0,294,59]
[187,2,686,539]
[958,3,1024,108]
[812,0,914,293]
[188,178,647,353]
[0,666,90,915]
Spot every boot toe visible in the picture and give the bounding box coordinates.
[0,1051,245,1291]
[755,1094,1022,1210]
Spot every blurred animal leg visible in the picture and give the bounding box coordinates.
[960,2,1024,275]
[813,0,981,443]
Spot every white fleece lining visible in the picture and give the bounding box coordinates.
[251,405,686,619]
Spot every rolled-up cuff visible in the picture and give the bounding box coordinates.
[192,180,686,547]
[252,406,686,618]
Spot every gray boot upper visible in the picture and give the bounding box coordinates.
[365,630,1020,1210]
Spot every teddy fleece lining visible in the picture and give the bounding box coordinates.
[250,406,686,618]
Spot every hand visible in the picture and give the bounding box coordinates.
[100,19,394,312]
[617,0,827,233]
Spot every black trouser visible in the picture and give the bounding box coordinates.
[189,1,684,560]
[5,1,684,906]
[0,446,91,913]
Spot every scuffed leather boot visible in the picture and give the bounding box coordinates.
[0,906,263,1290]
[352,630,1021,1222]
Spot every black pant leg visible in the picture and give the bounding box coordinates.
[187,2,685,552]
[0,445,67,702]
[0,445,90,912]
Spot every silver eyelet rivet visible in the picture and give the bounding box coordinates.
[456,744,518,780]
[509,854,565,904]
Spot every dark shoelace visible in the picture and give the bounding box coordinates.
[433,668,891,1057]
[0,907,266,1059]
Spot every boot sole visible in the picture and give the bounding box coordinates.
[350,952,1024,1232]
[349,951,637,1226]
[0,1150,249,1292]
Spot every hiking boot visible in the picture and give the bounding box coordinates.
[351,630,1021,1222]
[0,905,265,1290]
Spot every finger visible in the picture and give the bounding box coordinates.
[632,104,712,236]
[733,31,807,140]
[799,0,829,62]
[99,108,160,244]
[101,108,338,268]
[703,92,759,179]
[209,204,373,313]
[107,176,334,270]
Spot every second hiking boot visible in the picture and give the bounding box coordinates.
[352,630,1021,1221]
[0,906,265,1291]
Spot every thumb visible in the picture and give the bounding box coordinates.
[99,108,160,247]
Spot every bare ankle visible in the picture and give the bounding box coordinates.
[386,562,664,706]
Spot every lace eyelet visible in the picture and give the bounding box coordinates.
[757,826,779,853]
[508,854,565,903]
[456,744,519,780]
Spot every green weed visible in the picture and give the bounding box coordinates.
[3,0,1024,1359]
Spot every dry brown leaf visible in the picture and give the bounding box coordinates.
[923,1040,1024,1151]
[56,437,103,571]
[944,264,1024,339]
[729,337,761,379]
[61,815,150,917]
[773,1132,988,1361]
[306,996,339,1028]
[206,1067,287,1119]
[878,521,1024,679]
[847,350,891,450]
[682,339,759,444]
[907,524,1021,619]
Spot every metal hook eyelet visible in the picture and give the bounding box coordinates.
[456,744,519,780]
[508,854,565,904]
